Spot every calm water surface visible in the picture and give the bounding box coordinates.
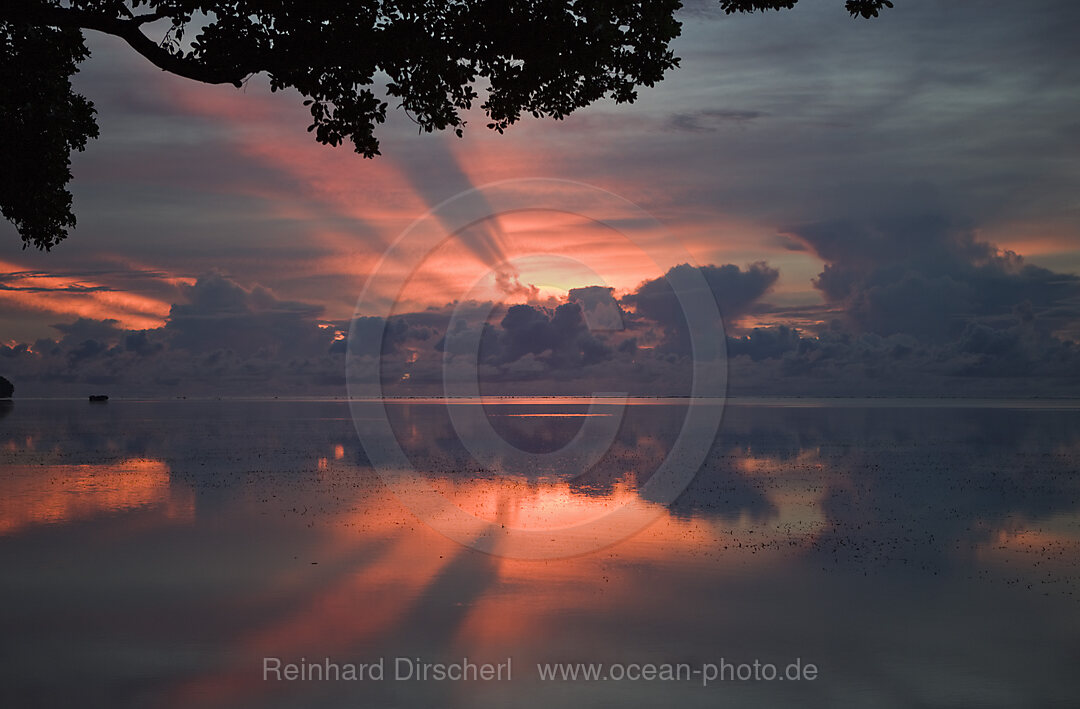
[1,399,1078,708]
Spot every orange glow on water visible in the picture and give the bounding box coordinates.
[975,515,1080,575]
[155,454,832,708]
[0,458,193,535]
[430,475,652,530]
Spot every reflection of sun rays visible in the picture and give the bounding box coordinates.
[163,521,459,708]
[157,453,828,708]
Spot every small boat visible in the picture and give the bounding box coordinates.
[89,394,109,402]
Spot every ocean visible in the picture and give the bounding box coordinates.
[1,398,1078,707]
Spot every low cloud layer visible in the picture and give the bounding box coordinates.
[2,236,1079,397]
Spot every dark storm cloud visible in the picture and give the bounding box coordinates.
[52,317,127,346]
[727,324,802,361]
[347,315,437,356]
[164,273,328,357]
[948,320,1080,379]
[0,273,350,395]
[124,330,163,357]
[436,303,613,372]
[567,286,625,331]
[719,314,1080,395]
[788,216,1080,342]
[498,303,612,368]
[622,262,779,353]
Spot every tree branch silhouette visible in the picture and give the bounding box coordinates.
[1,0,892,250]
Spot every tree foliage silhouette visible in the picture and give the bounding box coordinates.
[1,0,892,250]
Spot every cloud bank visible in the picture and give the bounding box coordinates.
[2,228,1079,398]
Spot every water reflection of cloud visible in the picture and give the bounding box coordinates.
[2,401,1080,707]
[0,458,193,535]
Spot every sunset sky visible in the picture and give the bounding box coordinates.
[2,0,1079,396]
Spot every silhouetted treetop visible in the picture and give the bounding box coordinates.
[1,1,892,250]
[720,0,893,18]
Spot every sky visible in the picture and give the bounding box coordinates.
[2,0,1080,396]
